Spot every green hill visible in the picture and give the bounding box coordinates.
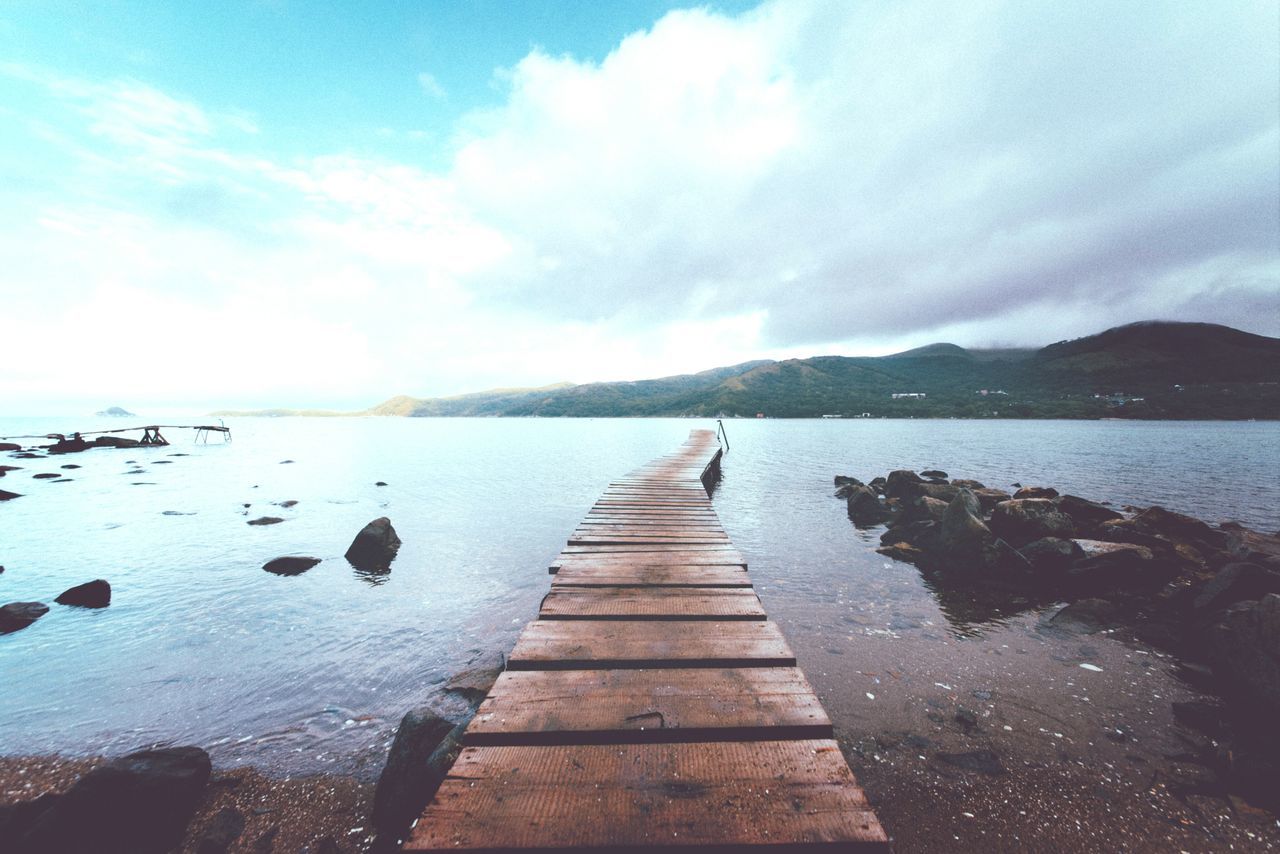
[217,322,1280,419]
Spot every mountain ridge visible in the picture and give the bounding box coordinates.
[211,321,1280,420]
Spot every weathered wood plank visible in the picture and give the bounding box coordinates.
[507,619,795,669]
[465,668,832,745]
[405,740,889,851]
[549,564,751,587]
[539,586,765,620]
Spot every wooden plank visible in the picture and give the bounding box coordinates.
[550,554,748,572]
[405,740,889,851]
[539,586,765,620]
[465,668,832,745]
[507,619,795,669]
[550,564,751,587]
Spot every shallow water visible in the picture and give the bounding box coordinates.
[0,416,1277,783]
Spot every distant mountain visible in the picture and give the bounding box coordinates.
[216,322,1280,420]
[96,406,135,417]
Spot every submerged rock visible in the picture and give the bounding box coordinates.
[935,749,1005,775]
[10,746,211,854]
[345,517,401,572]
[247,516,285,526]
[262,556,321,576]
[195,806,245,854]
[55,580,111,608]
[444,653,505,702]
[1048,598,1121,633]
[0,602,48,634]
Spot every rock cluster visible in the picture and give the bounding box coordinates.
[835,467,1280,809]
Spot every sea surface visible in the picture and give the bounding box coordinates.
[1,416,1277,781]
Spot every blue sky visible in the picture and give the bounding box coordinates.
[1,1,1277,413]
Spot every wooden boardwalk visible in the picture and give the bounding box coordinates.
[406,430,889,851]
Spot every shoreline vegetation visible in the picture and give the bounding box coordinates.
[213,321,1280,421]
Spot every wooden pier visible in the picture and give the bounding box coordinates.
[405,429,889,852]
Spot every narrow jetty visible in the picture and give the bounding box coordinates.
[406,429,889,851]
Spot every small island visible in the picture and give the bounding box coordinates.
[95,407,136,418]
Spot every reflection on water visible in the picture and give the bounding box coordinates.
[0,416,1276,781]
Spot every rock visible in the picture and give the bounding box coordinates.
[1207,594,1280,712]
[918,482,960,502]
[1013,486,1058,499]
[1048,598,1121,632]
[867,476,887,494]
[896,496,949,526]
[949,487,982,519]
[1066,540,1167,591]
[375,481,388,487]
[196,806,246,854]
[876,542,926,564]
[247,516,285,526]
[93,436,141,448]
[834,475,864,487]
[939,494,995,560]
[444,653,505,701]
[951,478,986,490]
[971,488,1011,514]
[920,469,948,479]
[1130,506,1228,549]
[1019,537,1084,573]
[935,749,1005,775]
[1192,562,1280,620]
[61,464,81,469]
[372,710,464,848]
[96,407,136,417]
[0,442,20,451]
[846,484,892,526]
[1055,495,1123,534]
[0,489,21,501]
[55,580,111,608]
[33,472,60,479]
[881,519,940,551]
[263,557,322,576]
[345,517,401,572]
[312,836,344,854]
[273,500,298,508]
[954,706,979,731]
[989,499,1075,547]
[0,602,49,634]
[884,469,925,499]
[13,746,211,854]
[251,826,279,853]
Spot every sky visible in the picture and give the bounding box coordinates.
[1,0,1277,413]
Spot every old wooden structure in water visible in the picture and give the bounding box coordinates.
[406,429,889,851]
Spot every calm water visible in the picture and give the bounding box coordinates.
[0,417,1277,780]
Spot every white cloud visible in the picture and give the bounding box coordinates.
[417,71,446,100]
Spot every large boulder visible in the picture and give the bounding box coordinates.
[833,475,864,487]
[896,496,949,527]
[12,746,211,853]
[372,710,464,850]
[55,580,111,608]
[1194,563,1280,621]
[0,602,48,634]
[1054,495,1123,535]
[346,517,402,572]
[971,488,1011,514]
[1129,506,1228,550]
[1207,594,1280,712]
[918,482,960,502]
[884,469,925,499]
[0,442,21,451]
[1019,537,1084,574]
[1065,540,1169,592]
[444,652,505,702]
[936,490,1028,574]
[846,485,891,526]
[1012,486,1058,499]
[262,556,322,576]
[989,499,1075,547]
